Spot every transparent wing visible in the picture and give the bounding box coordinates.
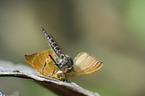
[24,49,58,76]
[67,52,103,77]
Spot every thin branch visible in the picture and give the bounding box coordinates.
[0,60,100,96]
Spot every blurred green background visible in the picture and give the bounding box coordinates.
[0,0,145,96]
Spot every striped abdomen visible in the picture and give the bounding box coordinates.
[41,26,64,59]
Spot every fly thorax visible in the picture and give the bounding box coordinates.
[58,56,68,68]
[58,55,74,73]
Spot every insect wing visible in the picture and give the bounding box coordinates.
[24,52,37,68]
[25,50,58,76]
[67,52,103,77]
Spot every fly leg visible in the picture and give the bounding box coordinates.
[63,72,69,82]
[42,62,47,75]
[47,54,59,77]
[63,68,70,82]
[42,54,57,76]
[49,70,56,77]
[48,54,60,68]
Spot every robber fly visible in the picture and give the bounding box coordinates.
[40,26,74,76]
